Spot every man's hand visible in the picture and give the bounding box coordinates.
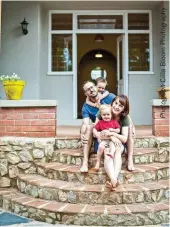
[96,133,101,143]
[80,133,88,145]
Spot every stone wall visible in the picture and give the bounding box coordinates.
[0,137,55,187]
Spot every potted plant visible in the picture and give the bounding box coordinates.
[157,87,170,99]
[0,73,25,100]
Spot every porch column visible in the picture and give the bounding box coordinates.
[151,99,169,137]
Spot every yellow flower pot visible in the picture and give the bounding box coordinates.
[3,80,25,100]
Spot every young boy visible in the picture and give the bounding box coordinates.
[86,77,109,108]
[93,104,120,171]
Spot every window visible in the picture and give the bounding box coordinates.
[51,14,72,30]
[128,13,149,30]
[78,15,123,29]
[128,13,151,72]
[91,67,107,80]
[50,14,73,73]
[52,34,72,72]
[49,11,152,74]
[129,34,149,71]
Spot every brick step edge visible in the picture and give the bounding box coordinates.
[55,137,158,149]
[36,162,169,185]
[17,174,169,205]
[52,148,169,166]
[1,191,169,226]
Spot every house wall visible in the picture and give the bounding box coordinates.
[0,1,169,126]
[0,1,40,99]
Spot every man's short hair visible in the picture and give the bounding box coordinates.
[83,81,95,91]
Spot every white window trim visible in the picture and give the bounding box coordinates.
[48,10,153,119]
[48,10,153,75]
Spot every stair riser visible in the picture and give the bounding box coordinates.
[17,179,169,205]
[36,166,169,185]
[55,138,157,149]
[53,150,169,167]
[2,197,169,226]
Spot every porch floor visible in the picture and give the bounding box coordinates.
[56,125,153,138]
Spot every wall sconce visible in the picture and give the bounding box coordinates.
[20,18,29,35]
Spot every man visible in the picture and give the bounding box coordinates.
[80,81,115,172]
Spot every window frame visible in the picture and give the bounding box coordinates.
[127,11,153,73]
[48,10,153,75]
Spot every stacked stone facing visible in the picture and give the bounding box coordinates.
[0,136,169,226]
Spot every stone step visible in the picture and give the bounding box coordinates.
[55,137,157,149]
[1,190,169,226]
[17,174,169,205]
[52,148,169,167]
[36,162,169,185]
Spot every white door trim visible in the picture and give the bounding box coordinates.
[48,10,152,119]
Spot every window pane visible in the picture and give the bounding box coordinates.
[52,14,72,30]
[91,67,107,80]
[78,15,123,29]
[128,13,149,30]
[52,34,72,72]
[129,34,150,71]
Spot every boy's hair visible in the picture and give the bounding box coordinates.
[111,94,129,116]
[99,104,111,115]
[95,77,108,86]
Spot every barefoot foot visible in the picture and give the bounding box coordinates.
[127,159,135,171]
[94,161,100,172]
[80,163,88,173]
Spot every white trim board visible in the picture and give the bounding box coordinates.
[48,10,153,119]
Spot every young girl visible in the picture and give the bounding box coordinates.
[86,77,109,108]
[93,104,120,171]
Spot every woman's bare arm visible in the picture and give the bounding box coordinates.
[108,126,128,143]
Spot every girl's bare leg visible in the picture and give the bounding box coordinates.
[113,145,124,179]
[94,143,105,171]
[104,148,117,188]
[105,142,115,159]
[127,124,135,171]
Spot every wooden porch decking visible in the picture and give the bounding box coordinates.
[56,125,153,138]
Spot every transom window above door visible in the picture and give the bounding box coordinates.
[77,15,123,29]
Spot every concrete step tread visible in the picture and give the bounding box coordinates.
[1,190,169,215]
[36,162,168,174]
[54,148,158,157]
[55,135,156,140]
[17,174,169,193]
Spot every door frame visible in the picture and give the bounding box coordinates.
[117,34,128,95]
[48,10,152,119]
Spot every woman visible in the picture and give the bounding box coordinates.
[96,94,135,189]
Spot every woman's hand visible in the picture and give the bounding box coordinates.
[100,130,110,136]
[110,136,122,148]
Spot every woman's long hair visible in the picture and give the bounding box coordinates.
[111,94,130,117]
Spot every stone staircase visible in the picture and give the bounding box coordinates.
[0,133,169,226]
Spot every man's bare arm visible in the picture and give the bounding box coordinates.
[80,118,91,143]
